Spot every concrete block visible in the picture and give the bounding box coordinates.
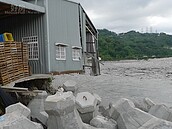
[76,92,98,123]
[0,112,43,129]
[144,98,155,108]
[93,93,102,105]
[93,105,102,118]
[148,104,172,121]
[99,105,110,118]
[132,97,155,112]
[28,91,48,126]
[90,115,117,129]
[109,98,154,129]
[80,112,94,124]
[109,98,172,129]
[63,80,77,93]
[45,91,75,116]
[138,117,172,129]
[76,92,97,113]
[45,91,83,129]
[6,102,31,118]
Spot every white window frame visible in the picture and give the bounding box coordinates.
[22,36,39,60]
[72,46,81,61]
[56,45,66,60]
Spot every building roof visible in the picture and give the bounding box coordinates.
[0,0,45,13]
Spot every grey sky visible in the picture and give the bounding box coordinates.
[72,0,172,34]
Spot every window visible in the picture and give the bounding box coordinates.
[56,45,66,60]
[72,48,81,61]
[22,36,39,60]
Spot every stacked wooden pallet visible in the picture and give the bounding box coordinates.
[0,42,29,85]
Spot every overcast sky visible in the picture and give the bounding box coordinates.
[72,0,172,34]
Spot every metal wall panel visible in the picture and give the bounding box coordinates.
[47,0,83,72]
[79,6,87,52]
[0,14,48,74]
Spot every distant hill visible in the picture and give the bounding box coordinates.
[98,29,172,61]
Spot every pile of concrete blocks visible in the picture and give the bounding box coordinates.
[44,91,106,129]
[4,82,172,129]
[108,98,172,129]
[27,91,48,126]
[0,102,43,129]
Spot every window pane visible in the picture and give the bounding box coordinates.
[72,49,80,60]
[56,46,66,60]
[22,36,39,60]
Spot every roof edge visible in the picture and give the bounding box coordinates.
[0,0,45,13]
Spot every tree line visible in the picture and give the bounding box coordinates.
[98,29,172,61]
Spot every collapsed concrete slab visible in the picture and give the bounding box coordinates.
[148,104,172,122]
[6,102,31,118]
[0,112,43,129]
[45,91,83,129]
[63,80,77,93]
[90,115,117,129]
[109,98,172,129]
[28,91,48,126]
[76,92,98,123]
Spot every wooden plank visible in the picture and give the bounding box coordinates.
[1,86,28,91]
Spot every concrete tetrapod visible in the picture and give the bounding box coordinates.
[148,104,172,122]
[76,92,98,123]
[132,97,155,112]
[62,80,77,93]
[28,91,48,126]
[109,98,172,129]
[45,91,83,129]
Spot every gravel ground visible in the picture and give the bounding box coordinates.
[52,57,172,107]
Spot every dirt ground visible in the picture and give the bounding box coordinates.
[52,57,172,107]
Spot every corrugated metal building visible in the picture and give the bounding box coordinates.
[0,0,100,75]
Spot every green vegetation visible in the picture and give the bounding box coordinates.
[98,29,172,61]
